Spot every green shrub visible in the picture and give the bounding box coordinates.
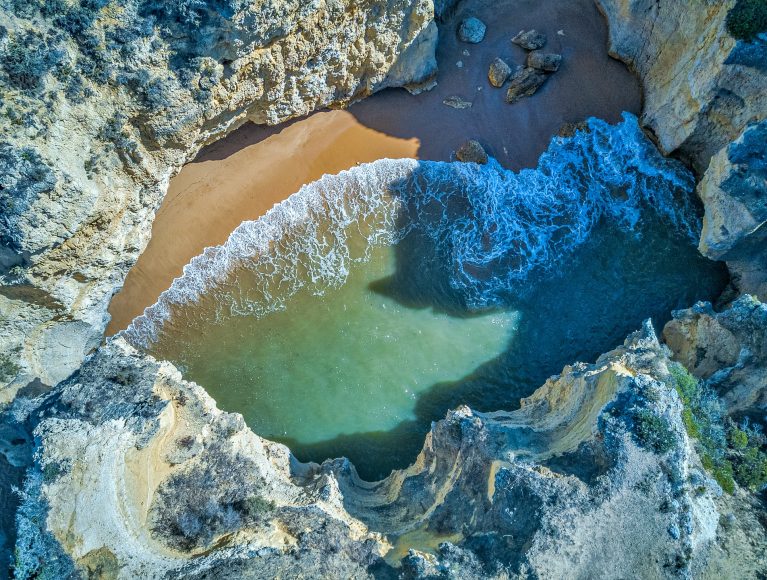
[730,427,749,449]
[669,362,767,494]
[633,409,677,454]
[0,353,20,383]
[712,460,736,494]
[734,446,767,491]
[726,0,767,41]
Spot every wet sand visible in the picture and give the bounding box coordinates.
[107,0,641,334]
[106,112,418,333]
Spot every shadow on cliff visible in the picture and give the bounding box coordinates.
[283,165,729,482]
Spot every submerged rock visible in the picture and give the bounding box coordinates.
[488,57,512,87]
[527,50,563,71]
[458,17,487,43]
[455,140,488,164]
[512,29,548,50]
[557,120,591,138]
[505,67,549,103]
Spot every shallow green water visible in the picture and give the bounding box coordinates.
[153,242,518,445]
[148,214,726,480]
[135,117,730,480]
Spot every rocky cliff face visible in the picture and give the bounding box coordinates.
[0,0,438,397]
[664,295,767,420]
[6,324,764,578]
[597,0,767,298]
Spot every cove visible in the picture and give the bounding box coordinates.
[124,115,728,481]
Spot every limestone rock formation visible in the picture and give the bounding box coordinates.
[487,57,512,87]
[663,295,767,420]
[0,0,440,398]
[698,121,767,299]
[597,0,767,297]
[458,16,486,44]
[7,324,764,577]
[505,66,548,103]
[527,50,562,72]
[511,29,547,50]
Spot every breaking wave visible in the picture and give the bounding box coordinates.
[121,113,699,349]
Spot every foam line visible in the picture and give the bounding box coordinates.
[121,113,698,349]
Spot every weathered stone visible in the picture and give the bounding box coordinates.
[527,50,562,71]
[505,67,549,103]
[458,16,486,43]
[697,121,767,298]
[512,29,547,50]
[663,295,767,418]
[455,140,488,164]
[598,0,767,295]
[0,0,440,395]
[488,57,512,87]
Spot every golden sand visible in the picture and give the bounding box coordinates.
[106,110,419,334]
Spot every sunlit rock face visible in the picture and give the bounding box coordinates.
[597,0,767,296]
[0,0,439,395]
[664,295,767,420]
[10,323,765,577]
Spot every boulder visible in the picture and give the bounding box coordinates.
[512,29,547,50]
[488,58,512,87]
[505,67,549,103]
[455,140,488,164]
[527,51,562,72]
[458,17,486,43]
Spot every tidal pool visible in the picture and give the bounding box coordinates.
[127,115,728,480]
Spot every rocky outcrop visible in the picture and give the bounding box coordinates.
[597,0,767,298]
[7,324,764,577]
[0,0,439,398]
[663,295,767,420]
[698,120,767,298]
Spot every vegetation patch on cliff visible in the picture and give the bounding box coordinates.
[669,363,767,493]
[726,0,767,41]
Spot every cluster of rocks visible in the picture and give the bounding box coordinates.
[497,29,562,103]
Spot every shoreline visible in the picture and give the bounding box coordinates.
[106,0,641,335]
[106,111,418,334]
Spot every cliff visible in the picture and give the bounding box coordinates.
[0,0,438,397]
[6,324,764,578]
[597,0,767,298]
[664,295,767,420]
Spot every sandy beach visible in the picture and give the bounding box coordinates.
[107,0,641,334]
[106,112,418,333]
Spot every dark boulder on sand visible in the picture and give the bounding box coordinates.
[455,140,488,164]
[458,17,486,43]
[488,58,512,87]
[505,67,548,103]
[512,29,547,50]
[527,51,562,72]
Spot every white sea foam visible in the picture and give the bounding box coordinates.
[121,113,698,349]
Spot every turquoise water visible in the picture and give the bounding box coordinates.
[128,115,728,480]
